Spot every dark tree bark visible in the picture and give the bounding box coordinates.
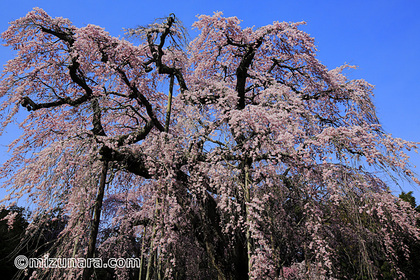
[82,160,109,280]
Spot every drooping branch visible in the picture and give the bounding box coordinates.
[115,120,155,146]
[145,15,188,93]
[115,67,165,132]
[20,36,93,112]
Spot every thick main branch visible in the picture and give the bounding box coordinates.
[234,41,262,110]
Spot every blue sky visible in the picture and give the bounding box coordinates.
[1,0,419,203]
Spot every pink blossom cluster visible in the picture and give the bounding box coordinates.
[0,9,419,279]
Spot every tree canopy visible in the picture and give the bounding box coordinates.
[1,8,419,279]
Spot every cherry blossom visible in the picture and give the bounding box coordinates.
[1,9,419,279]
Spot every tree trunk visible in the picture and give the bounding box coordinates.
[145,197,159,280]
[82,160,109,280]
[138,227,146,280]
[165,73,174,133]
[244,163,252,278]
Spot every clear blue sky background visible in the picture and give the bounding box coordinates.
[1,0,419,205]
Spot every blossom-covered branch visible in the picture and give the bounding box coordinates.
[1,9,419,280]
